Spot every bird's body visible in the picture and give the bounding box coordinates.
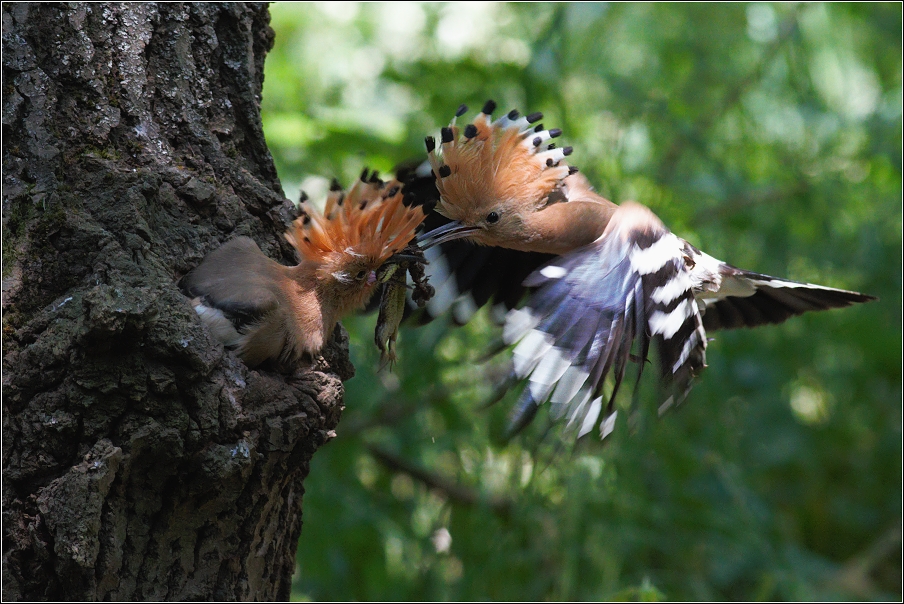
[182,236,351,366]
[416,101,875,437]
[180,174,425,367]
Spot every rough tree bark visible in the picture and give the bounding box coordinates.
[2,3,352,600]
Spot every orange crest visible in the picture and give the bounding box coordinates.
[426,100,577,220]
[285,172,425,265]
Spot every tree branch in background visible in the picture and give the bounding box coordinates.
[366,444,513,516]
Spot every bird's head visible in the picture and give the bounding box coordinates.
[285,172,426,313]
[417,100,578,250]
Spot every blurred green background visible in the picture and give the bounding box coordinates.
[261,3,901,601]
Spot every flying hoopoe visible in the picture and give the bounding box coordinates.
[180,172,426,367]
[414,100,876,438]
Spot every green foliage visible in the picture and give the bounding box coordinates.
[262,3,901,600]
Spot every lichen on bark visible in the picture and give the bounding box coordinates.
[2,3,351,600]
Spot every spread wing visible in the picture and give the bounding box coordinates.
[502,203,707,438]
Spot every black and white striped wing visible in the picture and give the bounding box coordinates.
[502,202,707,438]
[698,267,876,331]
[420,237,553,325]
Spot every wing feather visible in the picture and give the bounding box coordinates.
[504,203,707,438]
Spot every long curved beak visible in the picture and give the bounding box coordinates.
[416,221,481,249]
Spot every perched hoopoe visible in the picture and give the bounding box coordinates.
[415,100,876,438]
[180,172,426,367]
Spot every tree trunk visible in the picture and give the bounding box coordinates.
[2,3,352,600]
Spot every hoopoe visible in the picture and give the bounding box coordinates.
[415,100,876,438]
[180,171,426,367]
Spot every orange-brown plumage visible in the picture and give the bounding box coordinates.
[286,177,422,270]
[422,102,616,254]
[181,174,425,367]
[432,114,571,220]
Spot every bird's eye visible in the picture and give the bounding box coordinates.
[486,211,500,224]
[356,270,366,280]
